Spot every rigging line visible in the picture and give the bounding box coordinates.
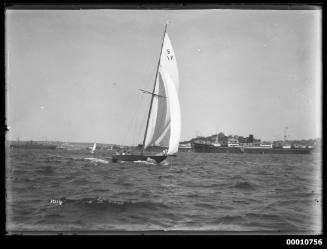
[131,93,141,143]
[125,89,140,144]
[125,108,135,147]
[135,94,145,145]
[138,89,167,98]
[128,92,143,148]
[132,93,145,147]
[137,98,149,149]
[128,93,143,147]
[122,94,138,146]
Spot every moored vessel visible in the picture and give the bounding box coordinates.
[191,142,243,153]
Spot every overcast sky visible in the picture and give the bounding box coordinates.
[6,8,321,144]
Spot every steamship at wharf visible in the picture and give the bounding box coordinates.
[191,134,314,154]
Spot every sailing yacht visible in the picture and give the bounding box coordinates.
[112,24,181,163]
[90,143,97,154]
[213,133,221,147]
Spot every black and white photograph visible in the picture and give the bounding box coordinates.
[5,5,322,236]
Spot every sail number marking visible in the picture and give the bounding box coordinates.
[167,49,174,61]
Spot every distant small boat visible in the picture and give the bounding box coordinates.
[112,24,181,163]
[90,143,97,154]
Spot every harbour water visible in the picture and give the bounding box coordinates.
[6,147,322,234]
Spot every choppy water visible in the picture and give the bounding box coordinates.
[6,148,322,234]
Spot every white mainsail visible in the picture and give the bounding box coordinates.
[144,33,181,155]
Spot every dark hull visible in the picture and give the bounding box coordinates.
[191,143,243,153]
[136,145,167,152]
[137,145,190,153]
[192,143,312,154]
[112,154,167,163]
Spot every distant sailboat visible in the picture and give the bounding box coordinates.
[112,24,181,163]
[90,143,97,154]
[213,133,221,147]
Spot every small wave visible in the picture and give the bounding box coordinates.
[67,156,88,161]
[12,169,29,175]
[42,158,63,164]
[42,213,65,219]
[160,160,170,166]
[274,199,304,206]
[169,224,246,231]
[84,158,109,164]
[132,157,170,165]
[93,188,110,192]
[36,166,56,174]
[209,182,229,188]
[230,175,246,181]
[215,215,245,223]
[233,181,257,190]
[46,154,65,159]
[194,202,216,209]
[185,193,201,198]
[292,191,315,198]
[133,160,156,165]
[146,158,157,164]
[70,178,89,185]
[19,162,34,167]
[162,183,178,188]
[245,212,282,221]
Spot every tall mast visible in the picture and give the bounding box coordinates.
[141,24,168,153]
